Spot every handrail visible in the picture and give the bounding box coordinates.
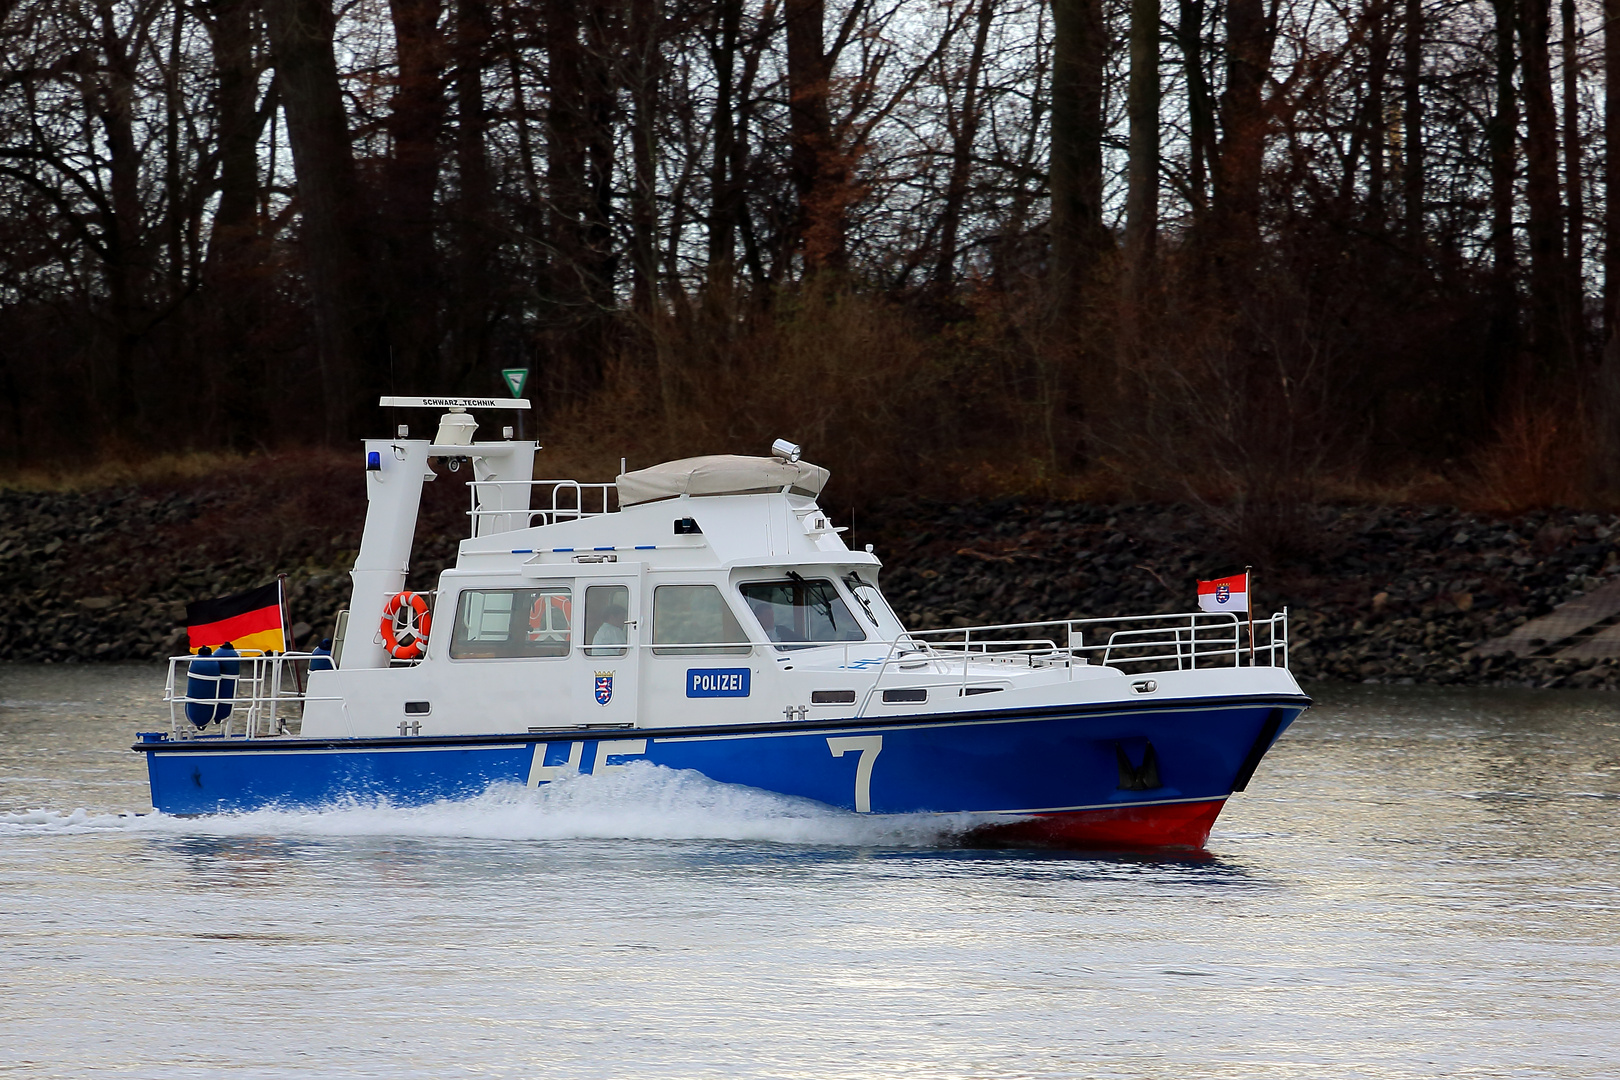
[464,479,618,536]
[854,609,1291,717]
[163,652,338,740]
[160,609,1290,736]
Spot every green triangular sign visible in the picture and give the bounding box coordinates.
[501,367,529,398]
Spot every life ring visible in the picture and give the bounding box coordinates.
[528,593,572,642]
[381,590,432,659]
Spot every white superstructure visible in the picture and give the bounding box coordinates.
[265,402,1293,742]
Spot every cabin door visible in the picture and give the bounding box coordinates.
[576,580,640,726]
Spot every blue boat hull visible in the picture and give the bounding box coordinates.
[138,696,1306,847]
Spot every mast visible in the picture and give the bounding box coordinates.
[342,397,536,669]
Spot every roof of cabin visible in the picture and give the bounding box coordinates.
[615,455,830,507]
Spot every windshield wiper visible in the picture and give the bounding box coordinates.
[785,570,838,628]
[844,573,880,626]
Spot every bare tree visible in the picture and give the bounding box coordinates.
[1211,0,1274,264]
[1488,0,1519,376]
[383,0,448,389]
[934,0,996,286]
[1049,0,1107,293]
[1402,0,1423,241]
[1520,0,1564,365]
[785,0,843,272]
[1124,0,1159,290]
[264,0,385,437]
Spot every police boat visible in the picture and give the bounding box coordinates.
[135,397,1310,848]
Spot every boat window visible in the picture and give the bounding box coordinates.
[584,585,630,657]
[450,587,572,659]
[651,585,750,655]
[739,578,866,651]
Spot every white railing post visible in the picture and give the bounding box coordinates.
[961,627,971,692]
[166,657,179,734]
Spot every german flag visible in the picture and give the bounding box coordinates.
[186,581,286,654]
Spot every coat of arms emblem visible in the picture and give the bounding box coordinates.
[1215,584,1230,604]
[594,672,614,705]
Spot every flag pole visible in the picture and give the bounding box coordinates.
[280,574,305,695]
[1245,566,1255,665]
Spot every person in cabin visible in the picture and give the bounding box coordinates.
[590,598,628,650]
[748,596,804,644]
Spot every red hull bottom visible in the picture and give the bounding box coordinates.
[962,799,1227,851]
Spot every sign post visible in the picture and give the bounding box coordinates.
[501,368,530,438]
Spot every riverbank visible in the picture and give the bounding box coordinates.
[4,457,1618,688]
[861,500,1620,690]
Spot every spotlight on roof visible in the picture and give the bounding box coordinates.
[771,438,802,463]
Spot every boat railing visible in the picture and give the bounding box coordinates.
[161,652,340,740]
[853,609,1289,716]
[465,479,618,535]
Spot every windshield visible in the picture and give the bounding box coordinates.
[740,578,866,650]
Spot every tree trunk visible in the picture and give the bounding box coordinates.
[785,0,844,273]
[1520,0,1563,366]
[935,0,995,286]
[1120,0,1159,377]
[707,0,741,284]
[1049,0,1107,296]
[206,0,264,276]
[582,5,617,309]
[1402,0,1423,240]
[628,0,661,314]
[384,0,447,391]
[449,0,493,386]
[542,0,589,399]
[163,5,186,301]
[1211,0,1273,263]
[1561,0,1582,359]
[498,0,543,212]
[733,0,775,287]
[1045,0,1108,462]
[1124,0,1159,284]
[94,0,147,433]
[1609,0,1620,343]
[264,0,383,438]
[545,0,587,300]
[203,0,272,444]
[1487,0,1519,385]
[1598,0,1620,483]
[1178,0,1216,226]
[1365,1,1393,225]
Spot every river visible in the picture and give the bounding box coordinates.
[2,664,1616,1078]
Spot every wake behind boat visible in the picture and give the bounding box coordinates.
[134,397,1310,848]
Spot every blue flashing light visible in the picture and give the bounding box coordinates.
[553,547,575,552]
[594,546,615,551]
[510,549,534,554]
[634,545,656,550]
[366,451,381,471]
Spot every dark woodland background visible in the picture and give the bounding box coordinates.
[5,0,1620,530]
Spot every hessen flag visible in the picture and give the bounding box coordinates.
[186,581,286,654]
[1197,572,1249,613]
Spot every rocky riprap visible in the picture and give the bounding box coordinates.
[862,500,1620,691]
[6,464,1620,690]
[0,457,467,664]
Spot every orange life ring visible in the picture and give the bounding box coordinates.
[528,593,572,641]
[381,590,432,660]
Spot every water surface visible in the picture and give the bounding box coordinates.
[2,665,1617,1079]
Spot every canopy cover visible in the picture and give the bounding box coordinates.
[616,455,830,507]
